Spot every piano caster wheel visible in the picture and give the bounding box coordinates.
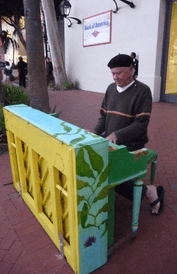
[131,231,137,239]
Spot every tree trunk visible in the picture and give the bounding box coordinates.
[0,70,4,105]
[41,0,67,89]
[23,0,50,113]
[15,22,27,50]
[1,17,27,50]
[0,19,5,105]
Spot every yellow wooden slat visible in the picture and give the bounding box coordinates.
[30,148,43,213]
[67,148,79,273]
[40,167,49,186]
[11,142,16,148]
[65,231,70,239]
[23,144,28,159]
[42,190,50,206]
[6,131,20,192]
[56,185,68,197]
[50,165,64,241]
[63,209,68,220]
[14,137,28,194]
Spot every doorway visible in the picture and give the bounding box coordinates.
[161,0,177,103]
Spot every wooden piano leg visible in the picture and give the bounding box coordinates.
[151,160,157,185]
[132,179,143,238]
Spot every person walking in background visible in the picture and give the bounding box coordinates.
[130,52,139,79]
[45,57,54,86]
[0,68,3,94]
[4,61,13,83]
[17,56,27,88]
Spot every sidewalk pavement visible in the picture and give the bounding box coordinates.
[0,89,177,274]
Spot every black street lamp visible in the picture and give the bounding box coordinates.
[57,0,81,27]
[59,0,71,17]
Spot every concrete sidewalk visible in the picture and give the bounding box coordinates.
[0,89,177,274]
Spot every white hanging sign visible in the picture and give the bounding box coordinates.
[83,10,112,47]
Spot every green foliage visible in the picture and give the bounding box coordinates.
[2,84,29,105]
[49,82,56,90]
[0,84,29,133]
[49,80,78,90]
[0,104,5,131]
[62,81,78,90]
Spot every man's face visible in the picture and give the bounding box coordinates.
[111,66,134,87]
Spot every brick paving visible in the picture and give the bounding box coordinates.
[0,90,177,274]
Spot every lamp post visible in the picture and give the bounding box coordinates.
[59,0,71,17]
[57,0,81,27]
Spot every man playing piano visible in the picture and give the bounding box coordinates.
[87,54,164,215]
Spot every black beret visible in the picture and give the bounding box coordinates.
[107,54,133,68]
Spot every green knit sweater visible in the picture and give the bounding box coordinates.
[94,80,152,151]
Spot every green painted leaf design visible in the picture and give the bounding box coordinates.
[76,148,94,178]
[78,212,81,225]
[69,134,86,146]
[75,128,82,134]
[81,203,89,228]
[100,220,108,238]
[60,122,72,133]
[77,180,90,190]
[97,203,113,215]
[84,224,94,229]
[84,131,100,138]
[84,145,104,174]
[53,133,65,137]
[77,195,85,205]
[93,185,111,203]
[97,159,113,188]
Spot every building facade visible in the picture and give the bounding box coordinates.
[1,20,26,65]
[63,0,177,103]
